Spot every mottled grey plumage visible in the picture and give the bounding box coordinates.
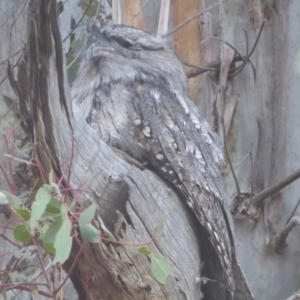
[72,24,249,299]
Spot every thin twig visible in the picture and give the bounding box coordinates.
[285,197,300,226]
[133,0,151,27]
[58,264,63,300]
[5,285,66,298]
[9,0,28,42]
[2,282,49,288]
[210,37,245,61]
[244,29,249,59]
[228,21,265,78]
[133,0,151,18]
[245,143,254,212]
[183,62,216,72]
[221,88,241,210]
[227,30,250,78]
[54,242,84,294]
[67,46,84,70]
[66,136,75,196]
[187,56,246,78]
[93,0,102,23]
[209,36,257,79]
[62,0,92,43]
[0,49,24,88]
[275,216,300,254]
[253,169,300,207]
[0,48,25,66]
[66,22,85,67]
[0,0,28,30]
[3,134,16,194]
[233,152,250,170]
[32,238,52,294]
[0,164,15,194]
[163,0,227,38]
[51,265,56,296]
[187,21,265,79]
[249,21,265,58]
[0,233,21,248]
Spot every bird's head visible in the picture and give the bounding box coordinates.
[86,24,165,59]
[82,24,187,93]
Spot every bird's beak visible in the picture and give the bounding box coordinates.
[87,44,114,59]
[92,50,110,58]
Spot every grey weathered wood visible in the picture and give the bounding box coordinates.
[198,1,300,299]
[1,1,203,299]
[70,112,202,299]
[0,0,79,299]
[2,0,300,299]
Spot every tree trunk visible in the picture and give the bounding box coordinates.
[1,1,300,300]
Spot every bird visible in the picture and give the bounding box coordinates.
[71,24,253,300]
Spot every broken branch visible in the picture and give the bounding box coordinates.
[252,169,300,207]
[275,216,300,254]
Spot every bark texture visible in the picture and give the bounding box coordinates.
[1,1,300,300]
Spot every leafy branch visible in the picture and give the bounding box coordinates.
[0,183,173,298]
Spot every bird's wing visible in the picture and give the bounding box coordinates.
[122,79,235,296]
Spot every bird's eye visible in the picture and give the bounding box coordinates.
[113,36,134,49]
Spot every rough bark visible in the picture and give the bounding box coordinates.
[2,1,202,299]
[196,1,300,300]
[2,0,300,300]
[0,0,79,299]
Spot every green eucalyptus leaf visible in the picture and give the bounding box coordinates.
[53,217,72,264]
[2,95,15,108]
[12,207,31,221]
[151,255,174,284]
[98,216,117,243]
[80,223,99,243]
[30,185,52,231]
[138,246,151,255]
[42,242,56,254]
[41,198,62,219]
[13,225,31,243]
[44,216,72,264]
[153,220,165,236]
[0,190,22,207]
[79,203,96,227]
[0,191,7,204]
